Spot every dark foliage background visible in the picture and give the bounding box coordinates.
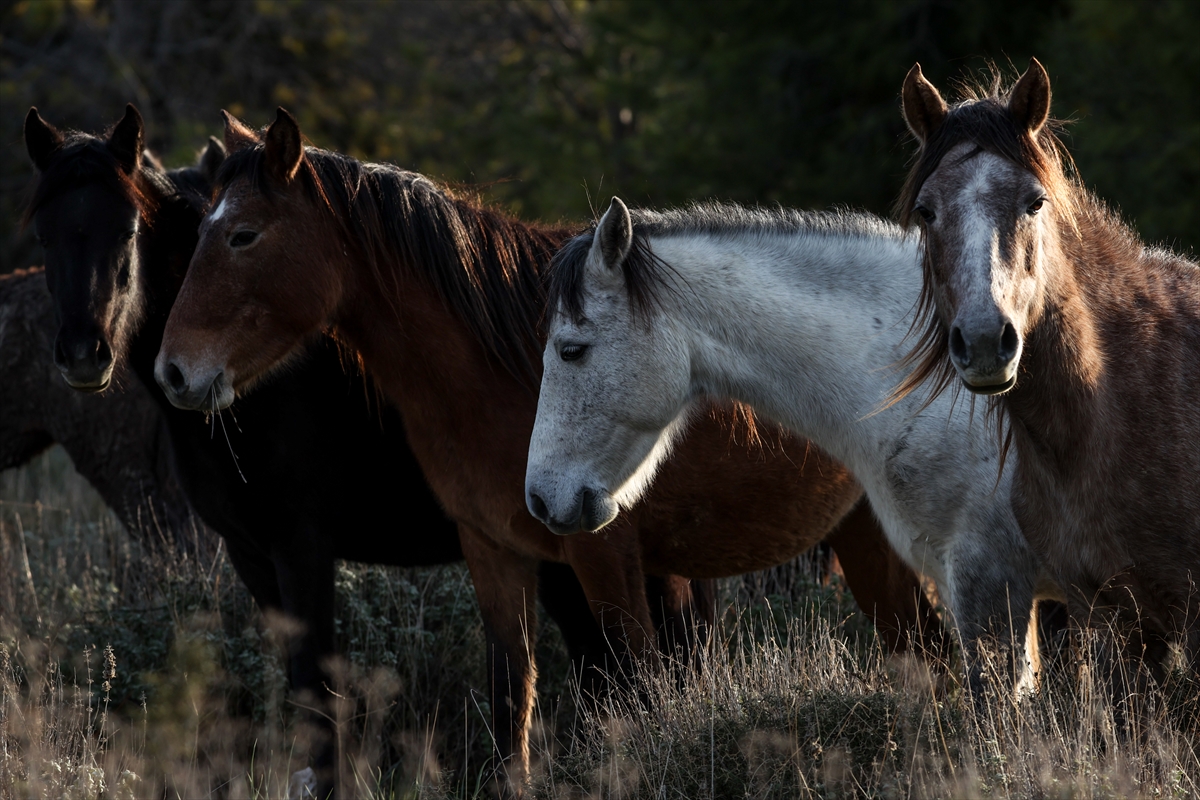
[2,0,1198,276]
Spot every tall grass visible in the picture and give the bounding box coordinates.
[3,448,1200,798]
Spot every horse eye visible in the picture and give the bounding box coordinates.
[915,204,936,223]
[560,344,587,362]
[230,230,259,248]
[121,229,137,242]
[1027,198,1046,216]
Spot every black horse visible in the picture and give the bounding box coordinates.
[1,267,202,548]
[23,105,691,794]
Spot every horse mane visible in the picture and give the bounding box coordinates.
[22,131,174,230]
[890,72,1081,407]
[216,145,573,383]
[548,202,901,325]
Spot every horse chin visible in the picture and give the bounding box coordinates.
[961,374,1017,396]
[64,376,112,393]
[61,366,114,393]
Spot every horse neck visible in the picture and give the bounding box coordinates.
[657,229,924,465]
[327,215,558,500]
[1002,212,1112,467]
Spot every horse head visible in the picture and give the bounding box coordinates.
[899,59,1069,395]
[156,107,343,411]
[526,197,693,535]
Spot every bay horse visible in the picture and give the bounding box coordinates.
[897,60,1200,685]
[527,195,1062,697]
[23,106,694,797]
[155,108,948,792]
[1,267,198,549]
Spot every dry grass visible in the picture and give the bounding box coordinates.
[4,448,1200,798]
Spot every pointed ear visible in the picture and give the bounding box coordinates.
[199,136,226,183]
[25,107,64,171]
[222,110,259,153]
[901,63,948,144]
[107,104,144,172]
[1008,58,1051,135]
[592,196,633,271]
[264,107,303,185]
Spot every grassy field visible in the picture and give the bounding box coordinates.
[3,448,1200,798]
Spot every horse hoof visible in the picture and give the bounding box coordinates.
[288,767,318,799]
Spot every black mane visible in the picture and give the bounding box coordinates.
[217,145,575,382]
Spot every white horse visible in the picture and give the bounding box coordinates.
[525,196,1061,693]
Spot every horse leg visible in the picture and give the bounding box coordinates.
[824,501,950,660]
[538,562,610,703]
[270,530,337,798]
[459,524,540,796]
[646,575,716,669]
[560,525,658,683]
[944,528,1040,699]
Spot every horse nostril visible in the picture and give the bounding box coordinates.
[163,362,188,394]
[528,491,549,521]
[999,322,1019,362]
[95,339,113,369]
[948,326,971,367]
[53,338,69,368]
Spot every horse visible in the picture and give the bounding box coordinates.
[897,59,1200,684]
[0,267,200,550]
[153,107,949,792]
[23,105,695,797]
[526,195,1065,698]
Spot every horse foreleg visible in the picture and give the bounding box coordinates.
[944,529,1040,700]
[824,501,950,660]
[270,530,337,798]
[646,575,716,668]
[561,525,658,683]
[459,524,539,796]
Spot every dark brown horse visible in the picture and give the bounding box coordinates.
[156,108,948,790]
[897,59,1200,683]
[1,267,199,548]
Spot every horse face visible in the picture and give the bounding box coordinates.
[915,143,1051,394]
[526,200,692,535]
[34,182,141,391]
[156,174,339,411]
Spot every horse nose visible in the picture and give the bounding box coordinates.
[161,361,189,396]
[54,331,114,388]
[949,320,1019,371]
[949,325,971,368]
[998,321,1019,363]
[526,489,550,523]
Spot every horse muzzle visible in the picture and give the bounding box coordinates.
[155,355,236,411]
[54,331,114,392]
[526,481,619,535]
[948,318,1021,396]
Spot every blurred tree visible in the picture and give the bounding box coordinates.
[2,0,1198,273]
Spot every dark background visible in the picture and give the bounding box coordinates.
[3,0,1197,274]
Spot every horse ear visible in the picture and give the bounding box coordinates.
[199,136,226,183]
[1008,58,1052,135]
[264,107,303,185]
[593,196,633,272]
[222,110,259,154]
[901,63,948,145]
[107,104,145,172]
[24,107,64,171]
